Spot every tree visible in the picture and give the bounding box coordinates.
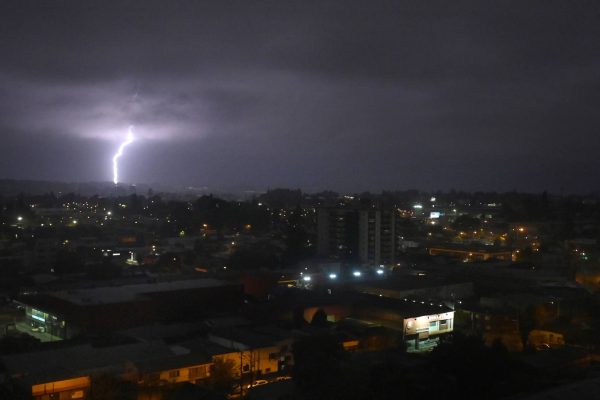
[0,380,29,400]
[451,215,481,232]
[310,309,328,327]
[292,335,345,399]
[292,307,307,329]
[89,374,135,400]
[427,333,530,399]
[209,358,237,394]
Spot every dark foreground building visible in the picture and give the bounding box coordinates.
[18,279,243,339]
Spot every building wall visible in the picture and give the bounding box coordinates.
[317,208,331,257]
[32,376,90,400]
[359,210,397,265]
[428,247,513,261]
[26,305,70,339]
[74,300,157,332]
[146,284,244,322]
[403,311,454,338]
[528,329,565,348]
[141,363,212,386]
[461,309,524,352]
[402,311,454,352]
[317,208,360,260]
[213,347,281,379]
[21,283,244,337]
[380,210,395,264]
[359,282,474,302]
[303,305,352,323]
[319,206,403,265]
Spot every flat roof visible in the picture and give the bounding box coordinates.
[50,278,232,305]
[427,242,512,253]
[344,292,454,318]
[175,337,236,357]
[348,275,471,291]
[209,328,283,349]
[136,351,212,373]
[1,341,174,386]
[119,321,210,342]
[268,288,453,319]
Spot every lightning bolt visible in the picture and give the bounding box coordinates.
[112,125,135,185]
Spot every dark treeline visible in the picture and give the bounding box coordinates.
[290,333,554,400]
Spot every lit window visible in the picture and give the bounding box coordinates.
[189,366,209,379]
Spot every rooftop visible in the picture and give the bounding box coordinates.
[348,274,471,292]
[344,291,454,318]
[209,327,287,349]
[50,278,232,305]
[1,340,173,386]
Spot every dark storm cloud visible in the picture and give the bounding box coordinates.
[1,0,599,192]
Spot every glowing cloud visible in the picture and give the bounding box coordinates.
[112,125,135,184]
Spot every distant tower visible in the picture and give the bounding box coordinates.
[318,206,398,265]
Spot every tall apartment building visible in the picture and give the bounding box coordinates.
[318,207,399,265]
[317,207,360,261]
[358,208,396,265]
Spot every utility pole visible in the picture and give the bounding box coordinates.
[240,349,245,399]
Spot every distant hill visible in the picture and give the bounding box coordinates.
[0,179,256,200]
[0,179,146,197]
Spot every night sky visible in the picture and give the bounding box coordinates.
[1,1,599,193]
